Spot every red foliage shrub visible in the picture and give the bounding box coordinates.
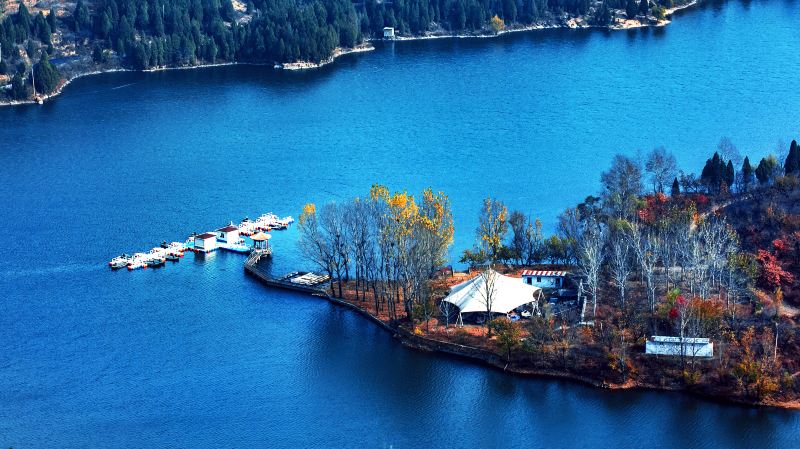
[757,249,795,289]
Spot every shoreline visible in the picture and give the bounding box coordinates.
[0,2,699,108]
[309,285,799,411]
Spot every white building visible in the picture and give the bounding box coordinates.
[442,269,543,325]
[194,232,218,253]
[645,336,714,358]
[217,225,240,244]
[521,270,567,289]
[383,27,395,39]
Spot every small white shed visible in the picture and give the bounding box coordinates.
[217,225,240,244]
[195,232,218,253]
[383,27,395,39]
[521,270,567,289]
[646,336,714,358]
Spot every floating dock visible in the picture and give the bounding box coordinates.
[108,212,293,271]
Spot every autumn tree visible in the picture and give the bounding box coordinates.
[490,15,504,33]
[490,318,523,361]
[476,197,509,265]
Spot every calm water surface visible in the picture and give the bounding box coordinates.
[1,1,800,447]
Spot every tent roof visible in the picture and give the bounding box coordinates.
[442,269,542,314]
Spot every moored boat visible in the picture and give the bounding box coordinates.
[109,254,130,269]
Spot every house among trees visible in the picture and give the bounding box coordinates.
[383,27,395,39]
[521,270,568,289]
[645,336,714,358]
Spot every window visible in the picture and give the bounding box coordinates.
[536,276,541,283]
[526,277,532,285]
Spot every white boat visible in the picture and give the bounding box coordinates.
[109,254,130,269]
[127,253,149,270]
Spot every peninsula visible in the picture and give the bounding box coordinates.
[289,141,800,409]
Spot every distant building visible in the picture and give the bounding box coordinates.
[521,270,568,289]
[216,225,240,244]
[645,336,714,358]
[383,27,395,39]
[195,232,218,253]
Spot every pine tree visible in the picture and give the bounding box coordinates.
[784,140,799,175]
[48,8,57,30]
[671,178,680,196]
[725,160,735,190]
[626,0,638,18]
[742,156,753,192]
[639,0,650,15]
[33,55,60,94]
[10,72,28,100]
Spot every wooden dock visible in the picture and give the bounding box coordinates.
[243,251,330,296]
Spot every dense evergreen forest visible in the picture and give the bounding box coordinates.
[1,0,686,99]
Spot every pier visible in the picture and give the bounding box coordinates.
[243,255,331,296]
[108,212,293,270]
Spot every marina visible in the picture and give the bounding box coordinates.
[108,213,293,270]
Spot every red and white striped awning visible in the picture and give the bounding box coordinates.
[521,270,567,277]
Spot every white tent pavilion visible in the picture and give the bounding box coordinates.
[442,269,543,325]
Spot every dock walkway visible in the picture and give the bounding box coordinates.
[244,256,330,296]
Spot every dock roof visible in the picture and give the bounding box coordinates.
[196,232,217,239]
[217,225,239,232]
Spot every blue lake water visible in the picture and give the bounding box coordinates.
[1,1,800,447]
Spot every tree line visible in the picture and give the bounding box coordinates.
[2,0,693,92]
[297,185,454,323]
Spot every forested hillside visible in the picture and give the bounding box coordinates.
[1,0,689,100]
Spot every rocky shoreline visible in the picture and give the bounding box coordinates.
[1,2,699,107]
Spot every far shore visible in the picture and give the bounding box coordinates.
[0,2,699,107]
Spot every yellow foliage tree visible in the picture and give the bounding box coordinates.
[491,15,505,34]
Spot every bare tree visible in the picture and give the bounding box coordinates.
[601,154,643,219]
[297,204,336,294]
[477,268,499,336]
[717,137,742,167]
[644,146,678,194]
[629,221,660,313]
[576,217,606,320]
[609,228,634,309]
[319,202,349,298]
[508,210,529,265]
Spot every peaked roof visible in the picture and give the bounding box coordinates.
[196,232,217,239]
[217,225,239,232]
[250,232,272,241]
[443,269,541,314]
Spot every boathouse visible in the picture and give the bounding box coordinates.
[521,270,568,289]
[645,336,714,358]
[194,232,218,253]
[383,27,395,39]
[217,225,240,244]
